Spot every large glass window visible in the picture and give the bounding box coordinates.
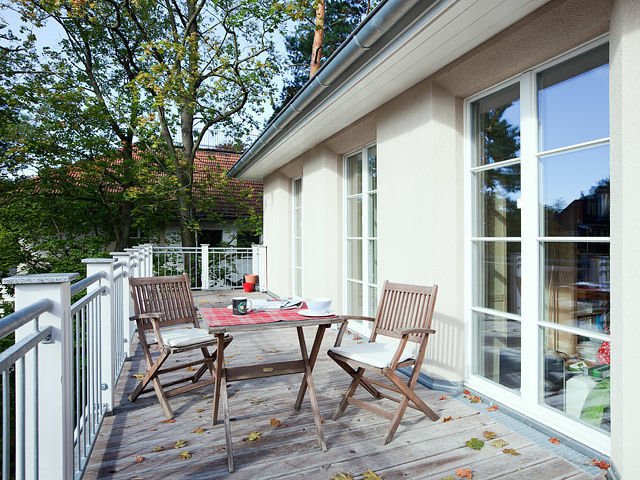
[345,145,377,317]
[470,83,522,390]
[469,41,610,439]
[292,177,302,296]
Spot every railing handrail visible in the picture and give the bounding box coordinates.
[70,272,107,297]
[113,261,126,270]
[70,286,107,316]
[0,326,52,372]
[0,298,53,340]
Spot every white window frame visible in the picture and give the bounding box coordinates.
[343,142,378,322]
[292,176,303,297]
[464,35,611,455]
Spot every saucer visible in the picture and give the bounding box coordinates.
[298,309,336,317]
[226,305,253,312]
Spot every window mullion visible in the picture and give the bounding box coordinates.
[519,71,540,408]
[362,149,370,316]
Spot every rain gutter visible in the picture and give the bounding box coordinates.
[227,0,447,179]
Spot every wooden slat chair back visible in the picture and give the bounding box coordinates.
[328,281,439,444]
[128,274,232,419]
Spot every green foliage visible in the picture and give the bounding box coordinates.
[272,0,380,117]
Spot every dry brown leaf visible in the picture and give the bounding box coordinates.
[503,448,520,456]
[132,373,144,380]
[548,437,560,444]
[185,366,197,372]
[442,416,453,423]
[486,405,499,411]
[468,395,482,403]
[590,459,610,470]
[257,357,263,360]
[179,451,191,460]
[455,467,473,479]
[149,428,158,431]
[483,431,497,440]
[135,456,145,462]
[161,419,176,424]
[270,418,281,427]
[153,446,163,452]
[490,439,509,448]
[193,428,205,434]
[439,396,447,400]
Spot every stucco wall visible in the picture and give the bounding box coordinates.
[609,0,640,476]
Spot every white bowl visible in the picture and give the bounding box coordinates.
[305,298,332,314]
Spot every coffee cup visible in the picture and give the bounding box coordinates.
[232,297,253,315]
[306,298,331,314]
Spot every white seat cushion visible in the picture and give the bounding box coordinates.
[329,342,414,369]
[146,326,217,348]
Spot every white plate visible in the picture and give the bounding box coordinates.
[297,309,336,317]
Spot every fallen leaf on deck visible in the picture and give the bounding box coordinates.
[352,334,362,341]
[132,373,144,380]
[548,437,560,444]
[442,416,453,423]
[153,446,163,452]
[590,459,610,470]
[185,366,197,371]
[331,473,353,480]
[503,448,520,456]
[465,438,484,450]
[439,396,447,400]
[463,389,471,395]
[134,456,145,462]
[362,469,383,479]
[149,428,158,432]
[486,405,499,411]
[270,418,281,427]
[443,476,455,480]
[250,398,265,405]
[174,440,187,449]
[196,409,205,413]
[346,330,352,335]
[357,340,365,344]
[257,357,263,360]
[193,428,205,434]
[455,467,473,479]
[490,439,508,448]
[161,419,176,424]
[483,431,497,440]
[179,451,191,460]
[468,395,482,403]
[246,432,261,441]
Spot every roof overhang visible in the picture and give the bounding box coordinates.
[229,0,549,181]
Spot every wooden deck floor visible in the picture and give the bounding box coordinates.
[84,323,599,479]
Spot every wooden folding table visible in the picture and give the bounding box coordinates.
[200,307,345,472]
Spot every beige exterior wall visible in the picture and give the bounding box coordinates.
[610,0,640,476]
[260,0,636,466]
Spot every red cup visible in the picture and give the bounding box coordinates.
[243,282,255,292]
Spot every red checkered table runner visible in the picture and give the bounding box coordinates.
[201,305,335,327]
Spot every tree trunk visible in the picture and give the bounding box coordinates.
[309,0,326,77]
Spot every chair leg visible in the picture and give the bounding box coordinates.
[192,347,215,382]
[332,356,382,400]
[129,349,170,402]
[333,367,365,420]
[384,396,409,444]
[385,370,439,421]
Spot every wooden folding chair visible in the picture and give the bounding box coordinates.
[128,274,232,418]
[328,281,439,444]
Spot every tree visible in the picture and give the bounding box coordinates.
[309,0,326,77]
[272,0,376,116]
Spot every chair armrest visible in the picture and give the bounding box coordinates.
[395,328,436,337]
[333,316,376,347]
[129,312,163,321]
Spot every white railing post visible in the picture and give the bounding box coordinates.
[111,251,133,348]
[4,273,78,480]
[146,244,154,277]
[252,245,268,292]
[125,248,139,279]
[83,258,116,412]
[201,244,210,289]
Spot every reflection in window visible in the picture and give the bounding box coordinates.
[543,242,609,333]
[541,145,610,237]
[474,242,521,315]
[474,165,521,237]
[542,328,610,432]
[474,312,521,391]
[538,44,609,151]
[471,83,520,166]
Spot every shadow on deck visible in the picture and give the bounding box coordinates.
[84,299,600,479]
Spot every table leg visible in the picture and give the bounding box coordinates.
[295,325,327,410]
[212,333,225,425]
[220,368,234,472]
[296,327,327,451]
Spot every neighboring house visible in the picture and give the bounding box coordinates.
[228,0,638,476]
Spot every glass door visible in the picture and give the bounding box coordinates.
[345,144,377,317]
